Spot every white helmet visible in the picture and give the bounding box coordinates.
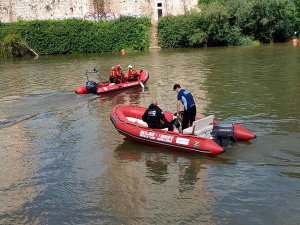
[128,65,133,69]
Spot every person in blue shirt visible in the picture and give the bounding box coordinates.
[173,84,196,130]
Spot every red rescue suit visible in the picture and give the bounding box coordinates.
[127,68,140,81]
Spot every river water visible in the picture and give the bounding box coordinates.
[0,43,299,225]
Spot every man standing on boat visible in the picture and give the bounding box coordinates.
[173,84,196,130]
[142,101,172,131]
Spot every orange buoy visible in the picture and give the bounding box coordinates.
[292,38,299,46]
[121,48,126,55]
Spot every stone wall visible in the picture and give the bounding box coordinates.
[0,0,93,22]
[0,0,198,23]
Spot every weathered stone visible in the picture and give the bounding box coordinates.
[0,0,198,23]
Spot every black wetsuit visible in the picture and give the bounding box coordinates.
[142,104,172,131]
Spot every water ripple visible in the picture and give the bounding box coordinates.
[0,44,299,225]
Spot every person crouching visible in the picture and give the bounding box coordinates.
[142,101,172,131]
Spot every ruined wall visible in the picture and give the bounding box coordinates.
[0,0,198,23]
[100,0,199,22]
[0,0,93,22]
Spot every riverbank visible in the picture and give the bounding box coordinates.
[0,0,299,57]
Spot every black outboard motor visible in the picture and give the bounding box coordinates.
[212,123,235,148]
[86,81,98,94]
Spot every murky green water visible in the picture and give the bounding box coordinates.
[0,43,299,225]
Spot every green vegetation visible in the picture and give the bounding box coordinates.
[0,17,151,55]
[1,0,298,55]
[0,34,30,58]
[158,0,299,48]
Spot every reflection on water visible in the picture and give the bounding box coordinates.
[99,139,215,224]
[0,43,299,224]
[0,125,37,225]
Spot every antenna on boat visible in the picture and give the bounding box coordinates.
[96,69,101,82]
[85,68,100,82]
[85,71,89,82]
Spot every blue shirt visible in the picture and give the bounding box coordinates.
[177,89,196,110]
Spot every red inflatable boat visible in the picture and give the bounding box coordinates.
[75,70,149,95]
[110,105,256,156]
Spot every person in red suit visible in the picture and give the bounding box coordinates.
[127,65,140,81]
[108,67,118,83]
[116,64,126,83]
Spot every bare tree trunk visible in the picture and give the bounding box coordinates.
[16,41,39,58]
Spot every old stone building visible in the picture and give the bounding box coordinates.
[0,0,198,23]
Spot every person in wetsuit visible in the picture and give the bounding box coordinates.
[173,84,196,130]
[142,101,172,131]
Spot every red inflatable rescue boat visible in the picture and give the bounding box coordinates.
[75,70,149,95]
[110,105,256,156]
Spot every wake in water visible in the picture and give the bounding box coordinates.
[0,92,96,128]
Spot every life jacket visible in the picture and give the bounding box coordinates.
[116,69,124,77]
[109,70,117,78]
[128,68,138,78]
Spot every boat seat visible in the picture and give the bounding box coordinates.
[198,132,213,139]
[194,125,213,136]
[183,115,214,136]
[126,117,148,127]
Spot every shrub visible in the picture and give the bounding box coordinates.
[159,0,298,48]
[220,0,298,43]
[244,0,298,43]
[0,34,28,57]
[200,1,232,46]
[188,30,208,47]
[158,15,199,48]
[0,17,151,54]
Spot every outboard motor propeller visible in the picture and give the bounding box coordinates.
[86,81,98,94]
[212,122,235,148]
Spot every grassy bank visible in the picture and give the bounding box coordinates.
[158,0,299,48]
[0,17,151,55]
